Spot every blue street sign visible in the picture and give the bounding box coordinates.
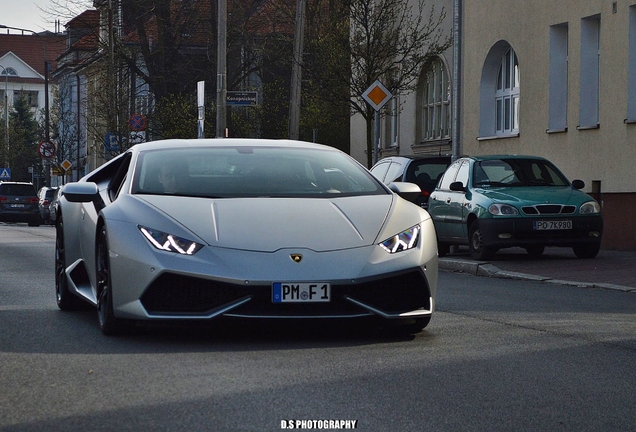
[0,167,11,180]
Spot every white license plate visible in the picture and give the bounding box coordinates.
[272,282,331,303]
[533,220,572,230]
[10,204,25,208]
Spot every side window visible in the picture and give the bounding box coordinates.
[108,153,132,201]
[370,161,391,182]
[384,162,404,183]
[438,161,462,190]
[455,161,470,188]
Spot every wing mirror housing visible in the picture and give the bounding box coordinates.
[388,182,421,202]
[63,182,100,203]
[449,181,467,192]
[571,179,585,190]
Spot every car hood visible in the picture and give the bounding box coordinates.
[475,186,592,206]
[137,195,393,252]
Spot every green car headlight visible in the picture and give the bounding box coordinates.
[139,226,204,255]
[579,201,601,214]
[488,203,519,216]
[379,225,420,254]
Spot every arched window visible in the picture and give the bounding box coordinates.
[0,67,18,76]
[420,58,450,141]
[495,48,519,135]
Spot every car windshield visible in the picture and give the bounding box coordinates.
[472,158,570,187]
[131,146,386,198]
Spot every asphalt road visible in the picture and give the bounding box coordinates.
[1,223,635,431]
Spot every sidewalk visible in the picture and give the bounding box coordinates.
[439,246,636,292]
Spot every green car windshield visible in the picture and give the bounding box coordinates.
[472,159,570,187]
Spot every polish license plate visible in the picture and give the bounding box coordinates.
[272,282,331,303]
[10,204,25,208]
[533,220,572,230]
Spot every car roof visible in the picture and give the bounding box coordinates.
[466,154,550,162]
[130,138,338,153]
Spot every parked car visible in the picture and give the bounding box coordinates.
[49,186,64,225]
[0,181,41,226]
[370,155,452,208]
[56,138,438,335]
[428,155,603,260]
[37,186,58,224]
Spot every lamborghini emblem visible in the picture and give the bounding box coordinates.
[290,254,303,263]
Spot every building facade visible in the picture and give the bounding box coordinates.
[351,0,636,250]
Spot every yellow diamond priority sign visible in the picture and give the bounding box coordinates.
[60,159,72,171]
[362,80,392,111]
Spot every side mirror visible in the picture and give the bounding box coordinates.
[571,179,585,190]
[388,182,421,202]
[449,181,466,192]
[63,182,100,203]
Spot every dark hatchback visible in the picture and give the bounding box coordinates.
[0,182,42,226]
[370,155,452,208]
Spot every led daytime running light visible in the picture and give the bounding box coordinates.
[379,225,421,254]
[139,227,203,255]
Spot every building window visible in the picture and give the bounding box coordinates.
[420,58,450,141]
[0,67,17,77]
[13,90,39,108]
[548,23,568,132]
[495,47,519,135]
[580,14,600,129]
[479,41,520,138]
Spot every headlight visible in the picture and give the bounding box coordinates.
[488,203,519,215]
[379,225,420,254]
[579,201,601,214]
[139,226,204,255]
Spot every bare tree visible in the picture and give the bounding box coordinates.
[308,0,452,166]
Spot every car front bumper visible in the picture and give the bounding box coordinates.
[479,216,603,248]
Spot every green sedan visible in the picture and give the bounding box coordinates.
[428,155,603,260]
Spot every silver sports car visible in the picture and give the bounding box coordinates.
[55,139,438,335]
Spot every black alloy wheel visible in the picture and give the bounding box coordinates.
[55,216,79,310]
[96,226,127,336]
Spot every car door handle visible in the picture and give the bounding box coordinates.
[446,197,452,204]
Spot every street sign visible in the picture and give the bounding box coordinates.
[129,114,147,131]
[60,159,72,171]
[105,133,120,152]
[227,91,258,106]
[0,167,10,180]
[38,140,56,159]
[362,80,392,111]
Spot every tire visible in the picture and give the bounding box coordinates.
[55,216,80,310]
[96,226,128,336]
[573,243,601,259]
[468,221,496,261]
[437,242,450,257]
[525,245,545,258]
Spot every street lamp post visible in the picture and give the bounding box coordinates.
[0,65,9,168]
[0,25,51,184]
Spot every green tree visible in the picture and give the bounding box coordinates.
[8,94,40,182]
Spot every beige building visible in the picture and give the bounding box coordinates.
[351,0,636,250]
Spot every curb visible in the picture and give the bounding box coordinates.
[439,258,636,293]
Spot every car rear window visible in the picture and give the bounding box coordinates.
[0,184,37,196]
